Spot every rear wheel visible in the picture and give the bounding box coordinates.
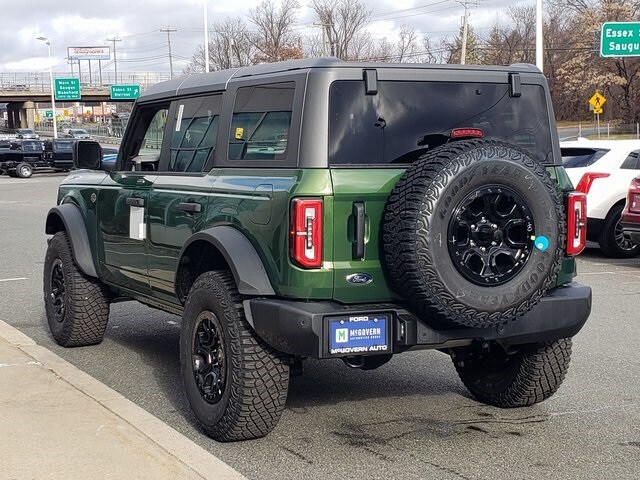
[598,204,639,258]
[180,271,289,441]
[15,162,33,178]
[452,338,572,407]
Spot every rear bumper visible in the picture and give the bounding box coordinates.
[621,221,640,244]
[246,282,592,359]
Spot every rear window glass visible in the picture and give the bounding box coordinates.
[329,80,553,165]
[561,147,609,168]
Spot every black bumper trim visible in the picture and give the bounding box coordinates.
[247,283,592,359]
[621,221,640,245]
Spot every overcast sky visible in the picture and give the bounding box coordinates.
[0,0,532,78]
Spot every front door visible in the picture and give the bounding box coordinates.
[96,104,171,294]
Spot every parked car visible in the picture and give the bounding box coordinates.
[64,128,91,139]
[15,128,39,140]
[0,139,73,177]
[560,138,640,257]
[621,175,640,245]
[100,147,119,170]
[44,59,591,441]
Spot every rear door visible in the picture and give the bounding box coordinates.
[146,94,222,303]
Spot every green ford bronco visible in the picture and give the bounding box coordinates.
[44,58,591,441]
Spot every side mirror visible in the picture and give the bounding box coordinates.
[73,140,102,170]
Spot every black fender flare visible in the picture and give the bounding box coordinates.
[178,226,276,297]
[45,203,98,278]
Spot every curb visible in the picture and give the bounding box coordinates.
[0,320,246,480]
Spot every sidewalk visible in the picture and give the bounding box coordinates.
[0,320,245,480]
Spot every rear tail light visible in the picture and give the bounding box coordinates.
[451,128,484,139]
[566,192,587,256]
[575,172,609,194]
[627,177,640,214]
[290,198,323,268]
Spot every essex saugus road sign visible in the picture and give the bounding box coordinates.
[601,22,640,57]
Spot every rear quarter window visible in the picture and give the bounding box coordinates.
[561,148,609,168]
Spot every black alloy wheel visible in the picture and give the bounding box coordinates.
[448,185,534,286]
[50,258,66,322]
[192,311,226,404]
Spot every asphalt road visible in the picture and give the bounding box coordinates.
[1,173,639,480]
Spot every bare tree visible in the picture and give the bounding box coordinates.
[249,0,304,63]
[309,0,371,59]
[185,17,256,72]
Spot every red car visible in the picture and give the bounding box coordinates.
[621,176,640,245]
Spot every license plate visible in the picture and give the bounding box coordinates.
[328,314,390,356]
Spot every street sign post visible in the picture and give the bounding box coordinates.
[54,78,81,100]
[601,22,640,57]
[110,84,140,100]
[589,92,606,139]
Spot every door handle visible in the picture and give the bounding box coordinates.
[352,202,365,260]
[177,202,202,213]
[126,197,144,207]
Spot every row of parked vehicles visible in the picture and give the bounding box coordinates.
[0,136,117,178]
[560,138,640,258]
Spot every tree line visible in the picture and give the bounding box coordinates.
[186,0,640,123]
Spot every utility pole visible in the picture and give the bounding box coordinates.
[458,1,475,65]
[107,37,121,84]
[203,0,210,72]
[160,27,177,78]
[536,0,543,72]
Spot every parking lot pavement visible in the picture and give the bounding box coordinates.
[1,174,639,480]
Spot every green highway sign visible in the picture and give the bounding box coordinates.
[601,22,640,57]
[45,110,53,118]
[54,78,81,100]
[110,84,141,100]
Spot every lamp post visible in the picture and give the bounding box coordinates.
[37,36,58,139]
[203,0,210,72]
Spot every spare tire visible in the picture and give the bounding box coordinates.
[382,139,565,329]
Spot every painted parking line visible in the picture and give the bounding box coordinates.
[0,278,28,283]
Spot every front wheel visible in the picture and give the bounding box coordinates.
[43,231,111,346]
[452,338,572,407]
[180,271,290,441]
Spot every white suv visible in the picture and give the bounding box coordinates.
[561,138,640,257]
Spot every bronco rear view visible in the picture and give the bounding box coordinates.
[43,58,591,442]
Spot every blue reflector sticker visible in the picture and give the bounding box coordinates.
[534,236,549,251]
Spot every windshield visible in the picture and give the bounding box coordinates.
[329,80,554,166]
[561,147,609,168]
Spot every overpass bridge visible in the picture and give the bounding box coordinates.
[0,71,171,129]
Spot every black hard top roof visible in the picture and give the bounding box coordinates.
[138,58,541,102]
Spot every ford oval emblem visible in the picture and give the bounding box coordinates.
[346,273,373,285]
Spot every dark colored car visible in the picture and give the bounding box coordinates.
[621,176,640,245]
[100,147,119,171]
[0,139,74,177]
[43,58,591,441]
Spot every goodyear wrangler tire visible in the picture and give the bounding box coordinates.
[382,139,565,329]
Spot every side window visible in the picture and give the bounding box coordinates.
[228,82,294,161]
[120,104,169,172]
[167,95,221,173]
[620,150,640,170]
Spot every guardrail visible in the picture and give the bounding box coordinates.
[0,71,172,93]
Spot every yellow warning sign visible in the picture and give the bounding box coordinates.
[589,92,606,109]
[235,127,244,140]
[593,107,603,115]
